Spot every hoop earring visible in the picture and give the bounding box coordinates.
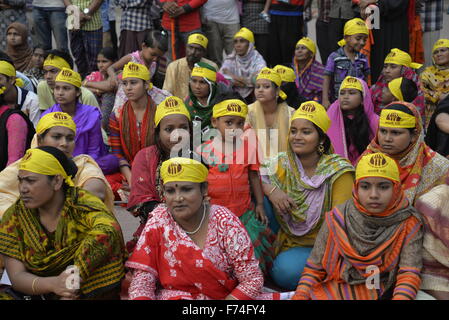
[318,143,325,155]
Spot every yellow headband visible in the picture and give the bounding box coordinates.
[187,33,208,49]
[379,109,416,129]
[256,67,287,100]
[161,157,208,184]
[155,96,191,127]
[273,65,296,83]
[292,101,331,133]
[387,78,404,101]
[295,37,316,56]
[36,112,77,135]
[19,148,74,186]
[338,18,369,47]
[384,48,423,69]
[213,99,248,119]
[340,76,363,92]
[191,66,217,82]
[234,27,255,43]
[55,68,82,88]
[122,62,150,81]
[0,60,16,77]
[43,55,70,70]
[432,39,449,54]
[356,153,400,182]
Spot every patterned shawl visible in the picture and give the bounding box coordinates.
[364,101,449,204]
[327,78,379,165]
[264,145,354,242]
[370,66,425,120]
[0,187,126,298]
[293,58,325,102]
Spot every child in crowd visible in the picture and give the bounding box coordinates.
[198,98,274,273]
[382,77,418,106]
[322,18,370,108]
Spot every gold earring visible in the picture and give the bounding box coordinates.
[318,143,325,155]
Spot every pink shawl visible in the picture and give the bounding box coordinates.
[327,78,379,165]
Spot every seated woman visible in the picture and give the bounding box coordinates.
[273,64,307,109]
[0,112,114,218]
[261,101,355,290]
[371,49,424,120]
[41,68,119,175]
[83,47,118,133]
[293,152,423,300]
[364,101,449,204]
[292,37,325,103]
[327,76,379,165]
[415,173,449,300]
[126,96,193,252]
[0,146,126,300]
[5,22,32,73]
[126,157,289,300]
[220,27,267,104]
[245,67,295,160]
[108,62,158,200]
[420,39,449,129]
[425,95,449,157]
[185,62,233,134]
[381,77,418,106]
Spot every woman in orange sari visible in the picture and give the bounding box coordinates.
[293,152,423,300]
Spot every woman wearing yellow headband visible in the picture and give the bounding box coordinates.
[245,67,295,159]
[327,76,379,165]
[125,157,283,300]
[381,77,418,107]
[261,101,354,290]
[364,101,449,205]
[421,39,449,129]
[220,27,267,103]
[371,48,425,122]
[0,112,115,218]
[124,96,194,252]
[41,68,119,177]
[0,146,126,300]
[294,152,424,300]
[292,37,325,103]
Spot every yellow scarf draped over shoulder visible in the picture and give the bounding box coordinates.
[0,187,126,298]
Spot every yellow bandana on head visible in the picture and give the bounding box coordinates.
[0,60,16,77]
[155,96,191,127]
[273,65,296,83]
[291,101,331,133]
[122,62,150,81]
[161,157,208,184]
[340,76,363,92]
[432,38,449,54]
[379,108,416,128]
[384,48,423,69]
[187,33,208,49]
[356,153,400,182]
[36,112,77,135]
[191,66,217,82]
[55,68,82,88]
[19,148,74,186]
[43,55,70,71]
[338,18,369,47]
[212,99,248,119]
[387,78,404,101]
[234,27,255,44]
[256,67,288,100]
[295,37,316,56]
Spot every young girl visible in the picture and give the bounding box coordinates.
[381,77,418,106]
[42,68,119,175]
[293,152,423,300]
[84,47,118,132]
[327,76,379,165]
[198,98,275,273]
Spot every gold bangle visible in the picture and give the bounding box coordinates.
[268,186,277,196]
[32,277,39,294]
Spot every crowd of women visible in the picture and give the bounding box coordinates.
[0,14,449,300]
